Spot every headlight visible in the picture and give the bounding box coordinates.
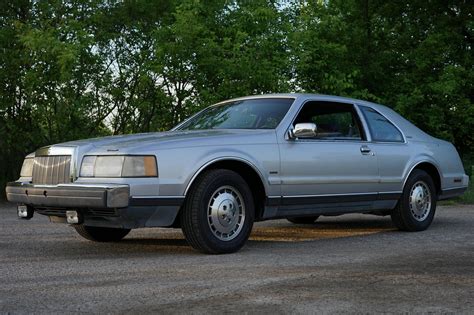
[80,155,158,178]
[20,157,34,177]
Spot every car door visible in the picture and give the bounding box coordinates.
[358,105,411,196]
[278,100,380,205]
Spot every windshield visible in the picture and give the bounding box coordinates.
[176,98,294,130]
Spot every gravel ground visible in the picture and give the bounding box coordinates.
[0,202,473,314]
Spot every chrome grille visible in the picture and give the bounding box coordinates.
[32,155,72,185]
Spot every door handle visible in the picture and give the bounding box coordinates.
[360,145,372,154]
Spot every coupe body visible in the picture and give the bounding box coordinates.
[6,94,469,253]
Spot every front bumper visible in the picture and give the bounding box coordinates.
[5,182,184,228]
[6,182,130,208]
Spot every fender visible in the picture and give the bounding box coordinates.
[184,156,269,196]
[402,159,442,190]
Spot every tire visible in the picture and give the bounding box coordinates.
[391,169,437,231]
[181,169,255,254]
[74,225,131,242]
[287,216,320,224]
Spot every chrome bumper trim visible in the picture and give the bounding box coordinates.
[5,182,130,208]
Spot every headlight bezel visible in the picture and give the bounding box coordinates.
[80,155,158,178]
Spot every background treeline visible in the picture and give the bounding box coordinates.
[0,0,473,192]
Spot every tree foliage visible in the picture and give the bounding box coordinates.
[0,0,473,191]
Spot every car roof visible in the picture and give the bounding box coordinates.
[218,93,435,142]
[219,93,376,107]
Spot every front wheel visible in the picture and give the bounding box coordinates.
[391,169,437,231]
[181,169,255,254]
[74,225,131,242]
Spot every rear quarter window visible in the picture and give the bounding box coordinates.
[360,106,404,142]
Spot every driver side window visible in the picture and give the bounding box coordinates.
[294,101,365,141]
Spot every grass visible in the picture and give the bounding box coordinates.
[439,179,474,205]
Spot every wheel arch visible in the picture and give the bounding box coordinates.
[404,161,442,196]
[184,157,268,221]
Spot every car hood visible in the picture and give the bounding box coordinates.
[51,129,277,154]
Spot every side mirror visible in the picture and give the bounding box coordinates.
[288,123,317,139]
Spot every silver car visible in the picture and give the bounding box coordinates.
[6,94,469,253]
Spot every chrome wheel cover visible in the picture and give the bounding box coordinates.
[409,181,432,221]
[207,185,245,241]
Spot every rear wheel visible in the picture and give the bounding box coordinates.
[181,169,254,254]
[391,169,437,231]
[287,216,320,224]
[74,225,131,242]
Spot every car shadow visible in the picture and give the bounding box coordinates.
[120,237,189,247]
[80,214,462,256]
[19,216,458,259]
[249,217,396,243]
[113,217,397,250]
